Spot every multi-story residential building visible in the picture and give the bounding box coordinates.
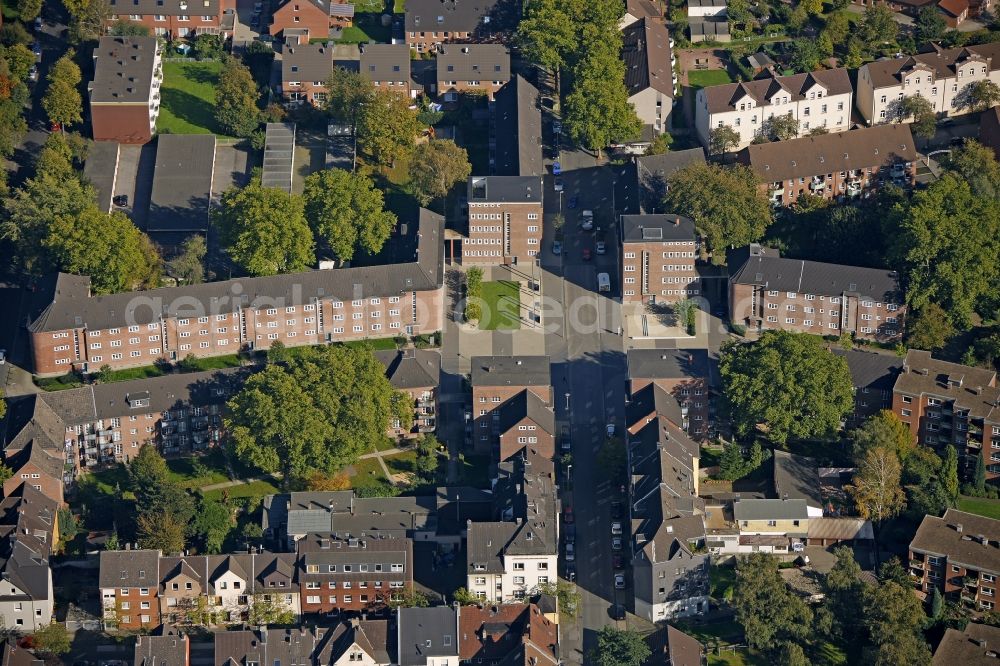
[107,0,227,38]
[270,0,354,42]
[728,244,906,342]
[932,622,1000,663]
[214,621,393,665]
[458,602,559,664]
[620,0,662,29]
[466,453,559,603]
[2,440,65,505]
[89,36,163,144]
[398,606,461,666]
[100,549,162,631]
[0,486,57,632]
[737,124,917,206]
[772,450,824,517]
[627,395,708,621]
[404,0,504,53]
[361,44,413,98]
[282,44,334,106]
[627,348,711,438]
[856,42,1000,125]
[909,508,999,611]
[496,390,556,463]
[26,208,444,376]
[3,394,73,490]
[632,148,706,213]
[695,68,853,149]
[134,628,189,666]
[376,348,440,439]
[463,177,544,266]
[436,45,510,100]
[470,356,552,455]
[892,350,1000,481]
[622,18,674,134]
[619,214,698,304]
[832,348,903,427]
[491,75,544,178]
[732,499,810,553]
[981,105,1000,160]
[297,533,412,615]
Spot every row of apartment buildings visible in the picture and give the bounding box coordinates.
[696,41,1000,150]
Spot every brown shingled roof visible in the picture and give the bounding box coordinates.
[862,41,1000,89]
[910,509,1000,574]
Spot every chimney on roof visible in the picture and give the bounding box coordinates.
[978,534,988,545]
[956,523,963,533]
[674,217,680,226]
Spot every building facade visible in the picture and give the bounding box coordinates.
[463,177,544,266]
[695,68,853,149]
[470,356,552,456]
[107,0,226,38]
[622,18,674,134]
[89,36,163,144]
[270,0,353,42]
[627,348,711,439]
[856,42,1000,125]
[404,0,503,52]
[436,45,510,100]
[619,214,698,304]
[728,244,906,343]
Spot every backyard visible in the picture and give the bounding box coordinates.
[687,69,733,90]
[158,61,226,135]
[957,495,1000,520]
[480,280,521,331]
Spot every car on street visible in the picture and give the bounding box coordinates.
[581,248,591,261]
[567,195,578,209]
[610,603,626,620]
[28,65,38,82]
[553,120,562,134]
[611,537,622,551]
[113,195,129,207]
[612,554,623,569]
[553,177,563,192]
[31,43,42,60]
[565,523,576,544]
[606,423,616,438]
[611,500,623,520]
[34,17,43,29]
[614,573,626,589]
[0,350,6,365]
[566,563,576,581]
[551,241,562,256]
[250,14,260,26]
[541,96,555,109]
[552,161,561,175]
[580,210,594,230]
[563,506,574,524]
[595,241,606,255]
[565,543,575,561]
[560,425,570,451]
[611,521,622,535]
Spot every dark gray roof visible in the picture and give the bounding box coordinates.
[283,44,334,84]
[83,140,120,214]
[746,52,776,69]
[99,549,161,588]
[468,176,543,203]
[738,125,916,183]
[134,631,188,666]
[467,521,520,573]
[626,383,685,431]
[728,244,902,303]
[772,450,823,509]
[701,68,851,115]
[0,540,50,603]
[733,498,809,521]
[627,348,709,381]
[359,43,410,84]
[375,348,440,389]
[148,134,216,235]
[911,509,1000,574]
[108,0,220,15]
[262,122,295,193]
[496,390,555,435]
[894,350,1000,422]
[397,606,460,666]
[626,0,661,19]
[634,148,706,213]
[622,18,673,97]
[832,348,903,391]
[492,75,543,178]
[437,44,510,83]
[280,491,437,537]
[862,42,1000,89]
[621,214,695,243]
[89,36,159,104]
[470,356,550,387]
[214,627,319,666]
[689,18,729,39]
[932,623,1000,665]
[3,394,69,457]
[666,625,704,666]
[27,208,443,333]
[405,0,503,34]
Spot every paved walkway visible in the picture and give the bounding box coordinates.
[199,475,278,492]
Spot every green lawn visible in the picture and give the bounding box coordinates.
[180,354,242,372]
[687,69,734,89]
[347,457,390,492]
[158,61,226,135]
[34,374,85,392]
[101,365,167,382]
[339,337,400,351]
[480,280,521,330]
[710,563,737,602]
[335,14,391,43]
[203,479,280,502]
[384,449,419,476]
[957,495,1000,520]
[165,450,231,489]
[372,437,398,452]
[393,0,405,12]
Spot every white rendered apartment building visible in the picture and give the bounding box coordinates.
[856,42,1000,124]
[695,69,853,149]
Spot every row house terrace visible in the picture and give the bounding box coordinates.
[695,67,853,149]
[404,0,505,53]
[469,356,552,456]
[108,0,227,38]
[619,214,698,305]
[436,44,510,101]
[737,124,917,206]
[727,244,906,343]
[857,42,1000,125]
[626,348,711,439]
[26,210,444,376]
[909,509,1000,611]
[892,350,1000,481]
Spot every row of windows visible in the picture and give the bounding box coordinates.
[766,316,839,329]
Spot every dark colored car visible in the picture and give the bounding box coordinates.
[612,554,623,569]
[582,248,592,261]
[113,195,129,207]
[566,563,577,582]
[567,195,578,209]
[563,506,574,524]
[552,161,561,175]
[611,501,623,520]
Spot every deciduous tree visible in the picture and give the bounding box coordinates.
[852,410,914,462]
[720,331,853,444]
[858,5,898,54]
[897,95,936,139]
[564,40,642,154]
[136,510,187,554]
[215,181,315,276]
[862,580,931,666]
[215,57,260,137]
[762,113,800,141]
[709,125,740,157]
[166,234,207,284]
[945,140,1000,198]
[357,89,420,169]
[408,139,472,206]
[590,626,650,666]
[663,163,771,264]
[303,168,396,262]
[16,0,43,21]
[823,547,866,646]
[31,623,71,656]
[325,67,374,128]
[733,553,812,653]
[963,79,1000,112]
[191,497,233,554]
[906,303,955,350]
[849,444,905,524]
[915,6,946,42]
[516,0,576,74]
[42,52,83,129]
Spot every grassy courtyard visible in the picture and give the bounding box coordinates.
[480,280,521,330]
[335,13,391,43]
[688,69,734,90]
[958,495,1000,520]
[158,61,226,135]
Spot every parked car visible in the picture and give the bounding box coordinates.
[28,65,38,82]
[580,210,594,231]
[566,563,577,582]
[610,603,626,620]
[611,521,622,535]
[113,194,129,207]
[250,14,260,26]
[565,523,576,544]
[612,554,623,569]
[0,349,6,365]
[552,161,561,175]
[554,177,563,192]
[614,573,626,589]
[611,537,622,551]
[560,425,571,451]
[606,423,616,438]
[581,248,591,261]
[551,240,562,256]
[567,195,578,210]
[563,506,574,524]
[595,241,606,255]
[31,43,42,61]
[611,501,623,520]
[565,542,575,562]
[34,17,43,30]
[553,120,562,134]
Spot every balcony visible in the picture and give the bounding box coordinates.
[809,178,825,192]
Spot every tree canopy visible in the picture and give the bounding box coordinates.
[663,163,771,265]
[563,39,642,152]
[225,345,413,483]
[719,331,853,444]
[897,95,936,139]
[589,626,650,666]
[215,57,260,137]
[42,52,83,129]
[325,67,374,128]
[407,139,471,206]
[357,89,421,169]
[733,553,812,655]
[849,443,906,523]
[852,410,914,462]
[216,181,315,276]
[303,168,397,262]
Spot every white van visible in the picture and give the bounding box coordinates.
[597,272,610,292]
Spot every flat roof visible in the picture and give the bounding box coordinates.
[147,134,217,234]
[90,36,158,104]
[262,123,296,193]
[84,141,121,214]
